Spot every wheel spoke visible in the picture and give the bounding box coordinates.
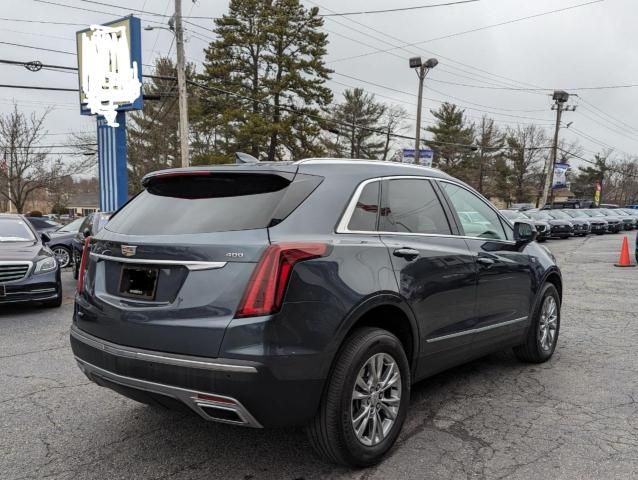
[380,372,400,392]
[355,411,371,438]
[379,401,397,420]
[356,375,371,394]
[353,405,370,428]
[375,411,385,442]
[352,389,369,400]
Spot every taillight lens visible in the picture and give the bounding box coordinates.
[76,237,91,294]
[235,242,329,318]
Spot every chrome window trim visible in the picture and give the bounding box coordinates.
[426,316,528,343]
[71,326,258,373]
[90,252,226,271]
[336,175,516,245]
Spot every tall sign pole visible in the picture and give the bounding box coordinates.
[174,0,190,168]
[76,16,143,212]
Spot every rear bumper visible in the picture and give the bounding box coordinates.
[70,325,325,428]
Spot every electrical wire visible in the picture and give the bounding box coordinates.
[329,0,604,64]
[320,0,479,17]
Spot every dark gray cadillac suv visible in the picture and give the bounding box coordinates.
[71,159,562,467]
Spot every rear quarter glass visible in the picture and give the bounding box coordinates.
[106,172,323,235]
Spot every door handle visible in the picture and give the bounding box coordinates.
[477,256,496,267]
[393,248,420,259]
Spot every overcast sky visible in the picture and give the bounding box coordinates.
[1,0,636,170]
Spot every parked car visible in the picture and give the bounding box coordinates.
[598,208,629,231]
[0,214,62,307]
[563,209,607,235]
[525,210,573,238]
[545,210,589,236]
[48,217,85,268]
[608,208,636,230]
[500,209,549,242]
[72,212,112,279]
[26,216,62,235]
[583,209,622,233]
[70,159,563,466]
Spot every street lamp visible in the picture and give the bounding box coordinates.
[409,57,438,164]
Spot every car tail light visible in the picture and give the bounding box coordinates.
[235,242,330,318]
[76,237,91,294]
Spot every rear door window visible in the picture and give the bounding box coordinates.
[106,172,321,235]
[380,178,451,235]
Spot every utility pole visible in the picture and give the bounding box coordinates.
[540,90,575,208]
[174,0,189,168]
[409,57,438,164]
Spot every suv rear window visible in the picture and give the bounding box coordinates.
[106,172,321,235]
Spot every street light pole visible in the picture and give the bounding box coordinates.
[174,0,189,168]
[410,57,438,165]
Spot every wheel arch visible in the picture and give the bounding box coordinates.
[542,268,563,302]
[334,293,420,374]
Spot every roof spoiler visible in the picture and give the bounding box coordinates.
[235,152,260,164]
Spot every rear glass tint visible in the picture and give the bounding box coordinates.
[106,173,320,235]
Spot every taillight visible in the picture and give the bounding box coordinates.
[235,242,329,318]
[76,237,91,294]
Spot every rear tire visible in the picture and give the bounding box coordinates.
[52,246,71,269]
[306,327,410,467]
[514,283,560,363]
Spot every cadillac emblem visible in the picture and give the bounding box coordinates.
[121,245,137,257]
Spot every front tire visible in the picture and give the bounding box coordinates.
[307,327,410,467]
[514,283,560,363]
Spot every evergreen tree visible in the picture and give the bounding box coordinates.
[426,103,474,180]
[198,0,332,162]
[127,57,196,192]
[323,88,386,158]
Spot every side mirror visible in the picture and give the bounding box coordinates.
[41,232,51,244]
[83,228,91,238]
[514,221,537,244]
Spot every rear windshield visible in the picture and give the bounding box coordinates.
[107,172,321,235]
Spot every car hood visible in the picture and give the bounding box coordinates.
[532,220,551,227]
[0,242,47,261]
[547,219,572,226]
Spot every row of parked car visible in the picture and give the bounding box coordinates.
[500,207,638,241]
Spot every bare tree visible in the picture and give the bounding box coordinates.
[0,106,93,213]
[504,124,548,203]
[380,105,408,161]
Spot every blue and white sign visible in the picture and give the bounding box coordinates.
[552,162,570,189]
[402,148,434,167]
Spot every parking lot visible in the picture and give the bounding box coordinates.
[1,232,638,480]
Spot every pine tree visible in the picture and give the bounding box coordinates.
[127,57,196,192]
[426,103,474,180]
[198,0,332,162]
[323,88,386,158]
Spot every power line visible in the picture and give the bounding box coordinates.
[329,0,604,64]
[0,41,74,56]
[320,0,479,17]
[0,17,86,26]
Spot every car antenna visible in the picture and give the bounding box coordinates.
[235,152,260,164]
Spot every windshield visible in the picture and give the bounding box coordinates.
[57,217,84,233]
[0,218,35,242]
[621,209,636,215]
[599,209,616,216]
[584,210,604,217]
[612,209,628,216]
[528,211,552,221]
[564,210,587,218]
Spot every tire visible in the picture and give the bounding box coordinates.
[73,258,79,280]
[52,246,71,269]
[306,327,411,467]
[514,283,560,363]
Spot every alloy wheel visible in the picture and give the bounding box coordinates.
[52,247,71,268]
[539,296,558,351]
[351,353,402,446]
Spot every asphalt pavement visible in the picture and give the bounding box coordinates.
[2,232,638,480]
